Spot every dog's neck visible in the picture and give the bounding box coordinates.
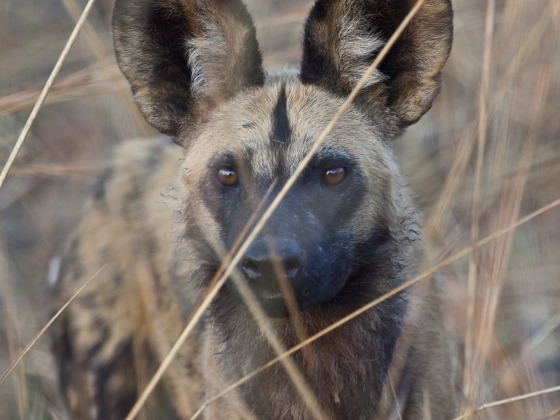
[204,291,406,419]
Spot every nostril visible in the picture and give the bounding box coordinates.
[242,259,260,279]
[241,239,304,283]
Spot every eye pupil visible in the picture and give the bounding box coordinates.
[322,167,347,186]
[217,168,239,187]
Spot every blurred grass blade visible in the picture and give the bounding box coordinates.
[454,384,560,420]
[0,0,98,190]
[463,0,496,408]
[0,265,105,386]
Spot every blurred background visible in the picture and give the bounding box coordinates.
[0,0,559,418]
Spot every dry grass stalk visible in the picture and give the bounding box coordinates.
[0,64,118,118]
[0,246,28,418]
[474,64,550,410]
[453,384,560,420]
[417,10,559,411]
[527,309,560,356]
[540,407,560,420]
[265,238,311,361]
[463,0,496,410]
[388,375,403,420]
[226,270,329,420]
[61,0,152,135]
[9,163,101,177]
[523,355,551,417]
[3,312,28,418]
[423,389,432,420]
[0,265,106,387]
[489,0,560,119]
[424,0,555,249]
[125,1,429,417]
[0,0,99,190]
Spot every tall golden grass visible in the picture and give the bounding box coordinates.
[0,0,559,419]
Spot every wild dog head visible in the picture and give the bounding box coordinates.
[113,0,453,318]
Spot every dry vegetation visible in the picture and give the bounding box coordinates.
[0,0,559,418]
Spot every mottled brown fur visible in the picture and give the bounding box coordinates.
[54,0,457,418]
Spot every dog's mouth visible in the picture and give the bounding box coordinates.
[245,282,291,318]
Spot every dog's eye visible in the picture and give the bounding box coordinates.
[217,168,239,187]
[322,167,347,187]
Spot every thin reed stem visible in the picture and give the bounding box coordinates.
[60,0,152,135]
[453,385,560,420]
[0,0,98,190]
[489,0,560,118]
[264,237,310,359]
[226,271,329,420]
[0,64,117,118]
[0,265,106,386]
[475,63,550,397]
[0,246,28,417]
[463,0,495,409]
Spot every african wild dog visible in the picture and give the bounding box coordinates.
[53,0,456,418]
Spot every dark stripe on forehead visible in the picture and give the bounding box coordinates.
[271,85,291,144]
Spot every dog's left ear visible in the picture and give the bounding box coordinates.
[301,0,453,130]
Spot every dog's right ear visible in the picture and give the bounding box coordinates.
[113,0,264,140]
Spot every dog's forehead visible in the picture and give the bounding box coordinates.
[188,81,387,178]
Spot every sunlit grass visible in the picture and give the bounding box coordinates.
[0,0,559,418]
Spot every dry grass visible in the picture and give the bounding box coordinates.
[0,0,559,419]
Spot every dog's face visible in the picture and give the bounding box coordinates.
[113,0,453,316]
[180,82,396,316]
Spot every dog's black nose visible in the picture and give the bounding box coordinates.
[241,238,304,293]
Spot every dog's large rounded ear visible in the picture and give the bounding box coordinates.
[301,0,453,130]
[113,0,264,139]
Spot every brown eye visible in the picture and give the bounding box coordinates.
[322,167,347,187]
[217,168,239,187]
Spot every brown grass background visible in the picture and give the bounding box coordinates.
[0,0,559,418]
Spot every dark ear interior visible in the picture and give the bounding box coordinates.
[301,0,453,131]
[113,0,264,139]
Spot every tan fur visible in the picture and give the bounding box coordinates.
[54,0,457,418]
[54,140,203,419]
